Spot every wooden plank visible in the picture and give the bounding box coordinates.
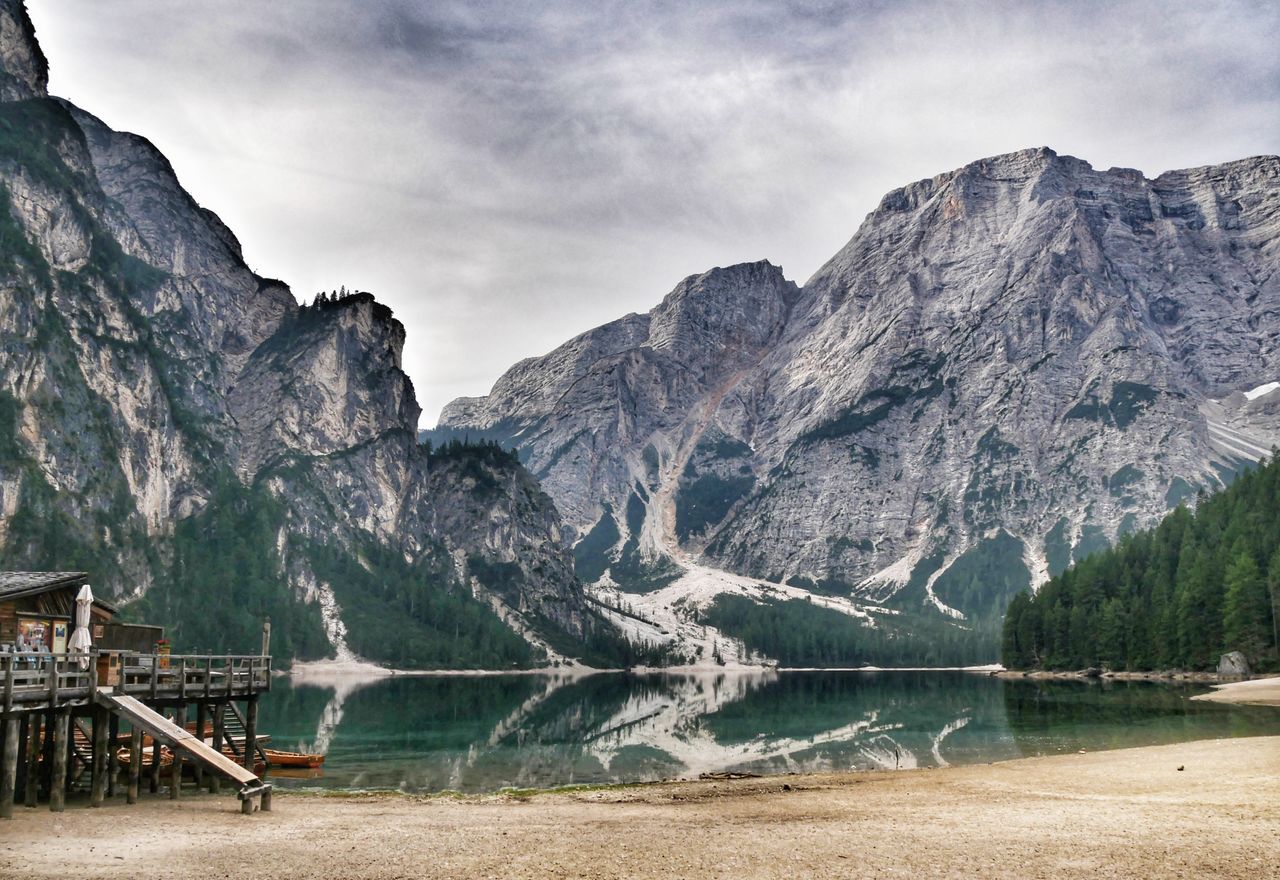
[99,693,260,788]
[49,711,68,812]
[127,725,141,804]
[0,715,17,819]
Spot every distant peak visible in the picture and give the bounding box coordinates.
[0,0,47,101]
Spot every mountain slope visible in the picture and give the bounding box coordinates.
[0,0,606,668]
[439,147,1280,659]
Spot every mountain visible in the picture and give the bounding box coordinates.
[437,146,1280,660]
[1003,452,1280,673]
[0,0,612,668]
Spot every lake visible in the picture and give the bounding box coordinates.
[257,670,1278,793]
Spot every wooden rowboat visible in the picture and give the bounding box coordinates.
[115,746,173,770]
[264,749,325,769]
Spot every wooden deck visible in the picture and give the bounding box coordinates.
[0,650,273,817]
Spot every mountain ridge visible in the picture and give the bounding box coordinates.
[439,142,1280,660]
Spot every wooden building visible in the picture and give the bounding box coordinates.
[0,571,272,817]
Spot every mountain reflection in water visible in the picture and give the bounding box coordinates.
[257,670,1278,793]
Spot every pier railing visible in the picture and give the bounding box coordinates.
[1,650,272,712]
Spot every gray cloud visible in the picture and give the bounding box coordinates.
[28,0,1280,423]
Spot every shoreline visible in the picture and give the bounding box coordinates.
[283,660,1007,679]
[995,668,1244,683]
[5,735,1278,878]
[1192,674,1280,707]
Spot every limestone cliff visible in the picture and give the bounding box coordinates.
[0,0,600,667]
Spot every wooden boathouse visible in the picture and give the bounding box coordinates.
[0,571,273,816]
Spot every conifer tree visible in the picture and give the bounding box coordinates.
[1224,548,1270,661]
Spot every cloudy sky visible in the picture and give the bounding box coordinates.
[28,1,1280,424]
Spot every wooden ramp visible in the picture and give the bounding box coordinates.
[94,690,271,812]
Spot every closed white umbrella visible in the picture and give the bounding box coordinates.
[68,583,93,671]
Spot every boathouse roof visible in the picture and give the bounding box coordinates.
[0,571,117,611]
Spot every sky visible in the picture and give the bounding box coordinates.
[27,1,1280,425]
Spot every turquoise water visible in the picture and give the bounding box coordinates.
[256,671,1279,793]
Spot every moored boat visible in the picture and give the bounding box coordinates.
[263,748,325,769]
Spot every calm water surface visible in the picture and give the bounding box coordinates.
[256,671,1279,793]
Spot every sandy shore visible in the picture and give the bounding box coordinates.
[1192,674,1280,707]
[3,736,1278,879]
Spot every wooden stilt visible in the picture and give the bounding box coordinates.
[14,715,28,807]
[91,706,108,806]
[39,711,53,797]
[261,785,272,812]
[0,715,18,819]
[242,697,258,773]
[170,704,185,799]
[149,722,161,794]
[127,726,141,804]
[107,713,119,798]
[193,703,207,787]
[24,712,41,807]
[209,703,225,794]
[49,711,68,812]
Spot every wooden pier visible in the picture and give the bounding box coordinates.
[0,649,273,816]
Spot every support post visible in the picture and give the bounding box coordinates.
[261,785,272,812]
[24,712,41,807]
[170,704,185,799]
[107,713,119,798]
[0,715,18,819]
[14,715,27,807]
[127,725,141,804]
[91,705,108,807]
[149,724,161,794]
[209,703,225,794]
[193,702,207,787]
[39,711,54,796]
[242,696,258,773]
[49,711,68,812]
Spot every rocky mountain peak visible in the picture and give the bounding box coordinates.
[649,260,798,356]
[0,0,46,101]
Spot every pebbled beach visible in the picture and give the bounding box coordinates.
[3,734,1278,880]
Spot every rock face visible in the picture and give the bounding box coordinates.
[0,0,598,666]
[440,147,1280,641]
